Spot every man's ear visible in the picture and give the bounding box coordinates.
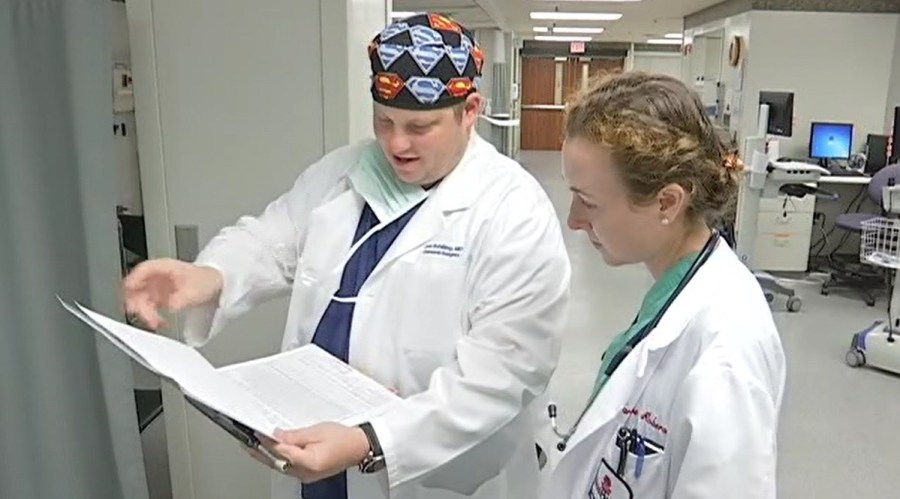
[462,93,484,125]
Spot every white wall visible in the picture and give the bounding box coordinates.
[474,28,497,115]
[685,12,752,140]
[884,16,900,134]
[322,0,391,152]
[741,11,898,158]
[632,52,683,79]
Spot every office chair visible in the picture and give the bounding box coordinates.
[821,163,900,305]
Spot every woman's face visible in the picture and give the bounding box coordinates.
[562,136,672,267]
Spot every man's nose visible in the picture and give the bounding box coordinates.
[388,132,412,154]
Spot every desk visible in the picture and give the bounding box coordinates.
[819,175,871,186]
[750,176,872,271]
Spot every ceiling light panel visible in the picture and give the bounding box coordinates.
[530,12,623,21]
[646,38,683,45]
[535,35,593,42]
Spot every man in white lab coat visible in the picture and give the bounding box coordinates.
[123,13,570,499]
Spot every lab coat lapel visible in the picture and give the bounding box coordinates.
[367,134,484,278]
[560,244,731,487]
[565,343,661,451]
[302,186,364,281]
[642,244,727,352]
[565,248,728,450]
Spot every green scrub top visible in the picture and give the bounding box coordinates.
[591,251,701,400]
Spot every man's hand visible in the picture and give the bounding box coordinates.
[122,258,223,330]
[258,423,371,483]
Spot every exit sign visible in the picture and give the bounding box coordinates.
[570,41,585,54]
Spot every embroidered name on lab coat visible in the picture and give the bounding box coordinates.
[423,243,464,259]
[622,406,669,435]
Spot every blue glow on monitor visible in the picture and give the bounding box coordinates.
[810,122,853,160]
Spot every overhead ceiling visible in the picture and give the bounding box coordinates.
[392,0,725,43]
[391,0,495,28]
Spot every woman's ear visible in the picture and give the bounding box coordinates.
[656,183,689,223]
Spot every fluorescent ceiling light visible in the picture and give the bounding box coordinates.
[535,35,593,42]
[646,38,683,45]
[533,26,605,34]
[665,33,683,39]
[530,12,623,21]
[391,11,419,18]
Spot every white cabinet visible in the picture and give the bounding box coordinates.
[751,194,815,271]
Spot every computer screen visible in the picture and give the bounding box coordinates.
[759,91,794,137]
[809,122,853,160]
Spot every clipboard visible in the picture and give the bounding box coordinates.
[185,396,290,472]
[184,396,261,448]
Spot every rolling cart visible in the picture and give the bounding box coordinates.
[846,184,900,373]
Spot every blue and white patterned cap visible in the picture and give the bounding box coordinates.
[368,13,484,110]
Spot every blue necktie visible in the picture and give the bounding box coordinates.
[301,202,423,499]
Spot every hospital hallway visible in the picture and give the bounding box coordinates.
[521,150,900,498]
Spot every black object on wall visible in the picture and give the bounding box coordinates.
[759,90,794,137]
[865,134,889,174]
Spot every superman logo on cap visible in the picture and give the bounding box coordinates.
[375,73,404,100]
[446,77,474,98]
[428,13,461,33]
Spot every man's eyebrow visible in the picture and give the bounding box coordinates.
[408,119,438,127]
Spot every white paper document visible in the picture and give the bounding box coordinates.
[59,298,400,439]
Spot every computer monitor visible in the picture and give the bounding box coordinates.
[759,91,794,137]
[809,122,853,163]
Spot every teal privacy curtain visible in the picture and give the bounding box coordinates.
[0,1,148,498]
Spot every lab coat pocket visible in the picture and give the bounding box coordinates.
[610,429,666,499]
[587,459,633,499]
[396,256,467,352]
[623,442,666,498]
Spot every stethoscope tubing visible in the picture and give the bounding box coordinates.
[548,230,720,452]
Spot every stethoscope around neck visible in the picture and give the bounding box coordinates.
[548,230,721,452]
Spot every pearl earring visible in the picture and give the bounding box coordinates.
[661,218,670,225]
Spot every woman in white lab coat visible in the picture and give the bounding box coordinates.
[546,72,786,498]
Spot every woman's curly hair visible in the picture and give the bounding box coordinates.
[564,71,742,225]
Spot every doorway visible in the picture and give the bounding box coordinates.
[520,56,623,151]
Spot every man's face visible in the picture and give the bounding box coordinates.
[372,94,481,186]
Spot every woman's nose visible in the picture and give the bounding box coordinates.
[567,199,588,231]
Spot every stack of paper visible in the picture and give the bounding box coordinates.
[59,297,400,440]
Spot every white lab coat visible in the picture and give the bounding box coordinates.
[544,243,785,499]
[183,134,571,499]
